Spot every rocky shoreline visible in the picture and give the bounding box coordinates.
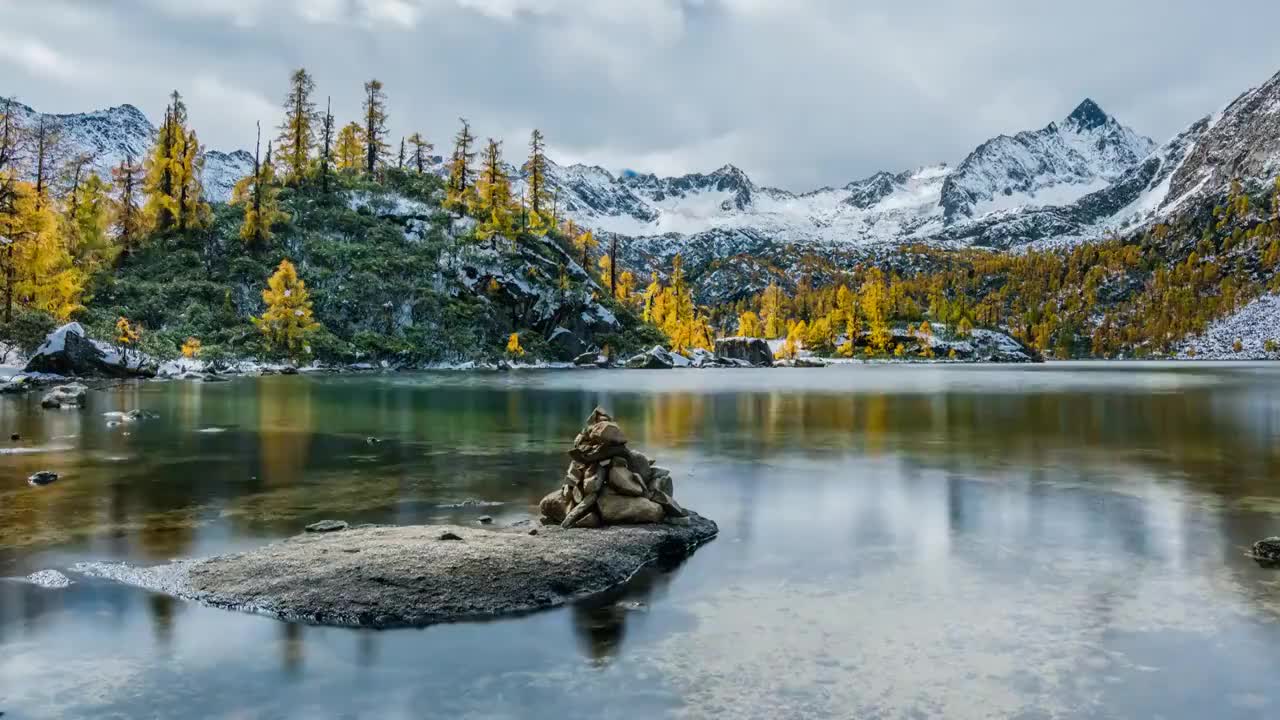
[74,515,718,628]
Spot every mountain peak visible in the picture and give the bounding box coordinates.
[1066,98,1110,130]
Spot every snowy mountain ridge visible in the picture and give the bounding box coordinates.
[531,98,1155,249]
[3,99,253,203]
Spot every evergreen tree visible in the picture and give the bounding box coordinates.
[362,79,389,176]
[334,122,364,173]
[397,137,406,169]
[233,122,287,247]
[253,259,320,356]
[523,129,551,219]
[111,154,143,254]
[28,115,63,206]
[407,132,432,173]
[317,96,335,191]
[276,67,317,185]
[474,138,515,247]
[444,118,476,217]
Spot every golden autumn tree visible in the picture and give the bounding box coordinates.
[760,282,786,338]
[276,68,317,185]
[64,171,117,273]
[334,122,365,174]
[860,267,892,352]
[474,138,515,247]
[181,337,202,358]
[570,223,598,270]
[506,332,524,357]
[736,310,764,337]
[0,178,83,322]
[142,91,209,232]
[444,117,477,217]
[776,320,805,360]
[232,123,287,247]
[253,259,321,356]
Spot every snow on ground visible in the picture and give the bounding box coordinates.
[1179,294,1280,359]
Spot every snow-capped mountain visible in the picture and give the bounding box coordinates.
[3,100,251,202]
[939,99,1155,221]
[539,99,1153,250]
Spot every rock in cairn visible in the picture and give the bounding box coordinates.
[539,408,687,528]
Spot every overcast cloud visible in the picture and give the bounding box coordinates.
[2,0,1280,189]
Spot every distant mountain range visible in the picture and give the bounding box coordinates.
[2,100,254,204]
[10,65,1280,302]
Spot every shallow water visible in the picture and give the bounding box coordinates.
[2,362,1280,719]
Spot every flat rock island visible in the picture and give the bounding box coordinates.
[74,410,716,628]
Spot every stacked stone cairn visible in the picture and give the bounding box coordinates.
[539,408,689,528]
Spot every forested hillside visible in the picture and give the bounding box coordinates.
[0,71,664,365]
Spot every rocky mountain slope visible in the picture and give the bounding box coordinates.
[4,99,253,202]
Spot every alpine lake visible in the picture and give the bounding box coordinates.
[2,362,1280,719]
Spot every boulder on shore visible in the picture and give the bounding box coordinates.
[714,337,774,367]
[625,346,675,369]
[74,514,717,628]
[25,323,156,378]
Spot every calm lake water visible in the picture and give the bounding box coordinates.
[3,363,1280,719]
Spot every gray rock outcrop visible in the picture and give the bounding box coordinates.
[714,336,774,366]
[73,515,717,628]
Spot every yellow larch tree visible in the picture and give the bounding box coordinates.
[253,259,321,356]
[334,122,365,174]
[506,332,524,357]
[760,282,786,338]
[736,310,764,337]
[142,91,209,232]
[474,138,515,247]
[860,267,892,352]
[0,178,83,322]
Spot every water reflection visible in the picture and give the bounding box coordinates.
[2,365,1280,718]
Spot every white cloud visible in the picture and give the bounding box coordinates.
[6,0,1280,190]
[0,31,79,82]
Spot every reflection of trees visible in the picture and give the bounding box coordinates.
[258,377,314,487]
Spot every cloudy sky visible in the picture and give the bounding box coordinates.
[2,0,1280,190]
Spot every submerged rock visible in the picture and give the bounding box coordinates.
[1253,537,1280,565]
[26,569,73,588]
[41,383,88,409]
[305,520,349,533]
[27,471,59,487]
[73,515,716,628]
